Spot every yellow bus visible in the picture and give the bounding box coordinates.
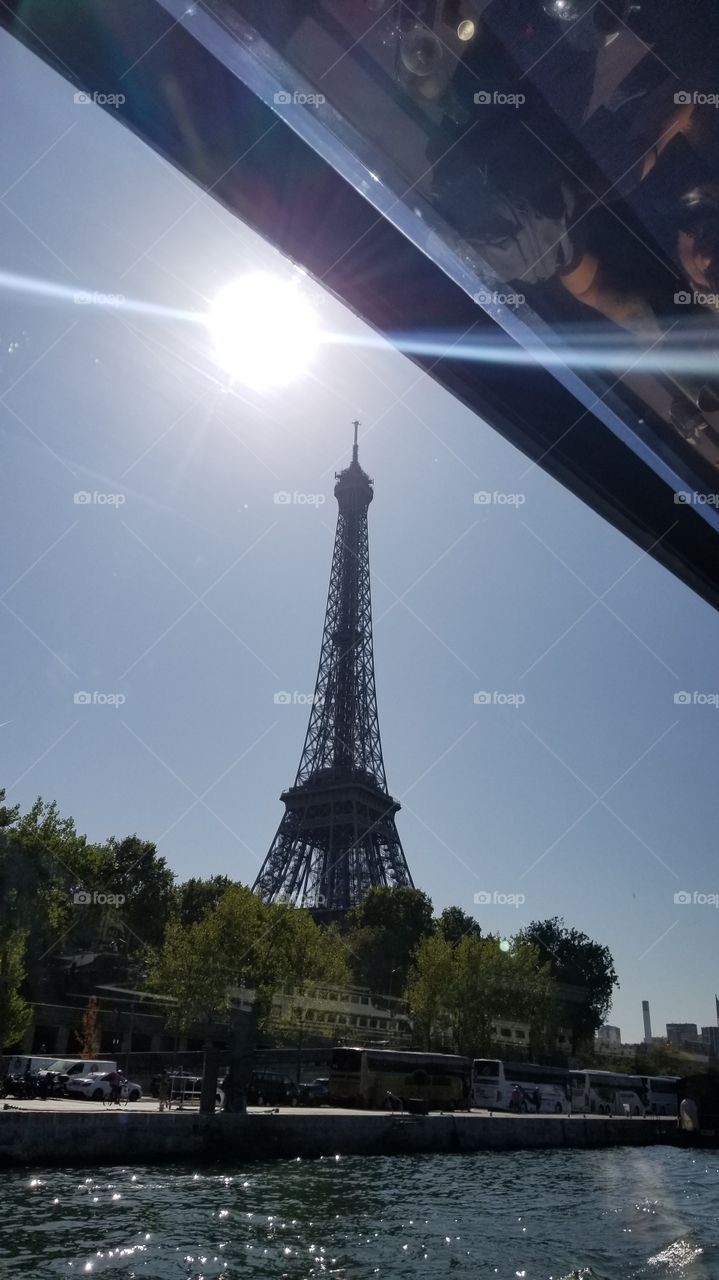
[328,1047,471,1110]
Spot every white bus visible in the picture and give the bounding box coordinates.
[472,1059,571,1113]
[569,1070,647,1115]
[644,1075,679,1116]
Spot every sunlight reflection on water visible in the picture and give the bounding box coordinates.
[0,1149,716,1279]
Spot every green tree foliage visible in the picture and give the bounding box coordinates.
[174,875,233,926]
[436,905,482,947]
[147,886,349,1034]
[345,886,434,993]
[408,933,557,1057]
[515,917,619,1052]
[0,792,178,1003]
[99,835,175,950]
[0,930,32,1049]
[404,932,455,1049]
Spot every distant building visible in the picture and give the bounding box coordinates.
[233,983,413,1047]
[642,1000,652,1043]
[701,1026,719,1054]
[667,1023,701,1050]
[597,1024,621,1046]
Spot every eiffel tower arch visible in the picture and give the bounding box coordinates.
[254,424,413,921]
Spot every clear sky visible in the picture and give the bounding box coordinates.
[1,30,718,1045]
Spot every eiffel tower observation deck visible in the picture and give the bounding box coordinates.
[254,423,414,921]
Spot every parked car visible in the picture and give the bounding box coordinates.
[38,1058,117,1096]
[300,1077,330,1105]
[247,1070,300,1106]
[67,1072,143,1102]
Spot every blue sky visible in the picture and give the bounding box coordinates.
[1,30,718,1044]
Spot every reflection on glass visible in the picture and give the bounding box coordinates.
[224,0,719,492]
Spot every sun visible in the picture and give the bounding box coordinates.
[207,272,319,390]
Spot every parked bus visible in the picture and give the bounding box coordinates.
[328,1047,471,1110]
[644,1076,679,1116]
[569,1070,647,1115]
[472,1059,571,1113]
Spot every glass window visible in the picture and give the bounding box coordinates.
[229,0,719,501]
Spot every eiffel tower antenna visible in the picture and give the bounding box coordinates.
[253,423,413,920]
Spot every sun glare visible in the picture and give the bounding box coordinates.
[207,272,319,390]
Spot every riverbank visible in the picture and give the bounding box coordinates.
[0,1107,679,1167]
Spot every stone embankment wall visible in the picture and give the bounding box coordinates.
[0,1110,678,1167]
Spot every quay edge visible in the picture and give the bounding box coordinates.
[0,1111,681,1167]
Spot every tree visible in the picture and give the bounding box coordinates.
[147,884,267,1032]
[147,887,349,1035]
[406,932,455,1049]
[100,835,175,950]
[408,933,557,1057]
[5,796,107,997]
[75,996,101,1057]
[345,886,434,994]
[0,930,32,1049]
[174,875,233,926]
[436,905,481,947]
[515,917,619,1052]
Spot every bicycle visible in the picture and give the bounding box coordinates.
[102,1083,130,1110]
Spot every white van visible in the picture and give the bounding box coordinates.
[4,1055,59,1077]
[39,1058,117,1093]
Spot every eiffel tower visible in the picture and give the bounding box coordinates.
[254,423,414,920]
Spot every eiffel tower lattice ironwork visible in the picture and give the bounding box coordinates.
[254,423,414,918]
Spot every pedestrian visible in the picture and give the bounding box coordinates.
[533,1086,542,1113]
[158,1071,170,1113]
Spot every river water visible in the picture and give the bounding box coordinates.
[0,1148,717,1279]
